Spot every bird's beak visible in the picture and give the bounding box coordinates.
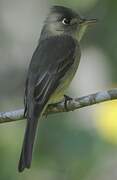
[77,17,97,42]
[80,18,98,26]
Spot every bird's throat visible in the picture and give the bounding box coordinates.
[77,24,88,42]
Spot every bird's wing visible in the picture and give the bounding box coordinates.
[32,35,78,106]
[25,35,79,116]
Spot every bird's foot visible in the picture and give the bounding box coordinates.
[64,95,73,111]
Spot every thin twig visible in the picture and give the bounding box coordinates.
[0,88,117,123]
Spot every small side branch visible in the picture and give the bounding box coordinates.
[0,89,117,123]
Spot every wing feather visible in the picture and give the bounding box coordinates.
[33,36,77,105]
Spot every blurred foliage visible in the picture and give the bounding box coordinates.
[0,0,117,180]
[95,101,117,144]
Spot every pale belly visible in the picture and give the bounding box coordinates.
[49,54,80,104]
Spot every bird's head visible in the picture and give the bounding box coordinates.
[45,5,97,41]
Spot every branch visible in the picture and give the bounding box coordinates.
[0,89,117,123]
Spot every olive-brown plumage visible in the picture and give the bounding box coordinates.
[18,5,96,172]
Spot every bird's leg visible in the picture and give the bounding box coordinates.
[64,95,73,111]
[44,110,48,119]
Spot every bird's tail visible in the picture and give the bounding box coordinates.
[18,116,38,172]
[18,104,44,172]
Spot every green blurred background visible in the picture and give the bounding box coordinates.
[0,0,117,179]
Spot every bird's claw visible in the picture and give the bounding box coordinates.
[64,95,73,111]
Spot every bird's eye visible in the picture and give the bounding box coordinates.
[62,18,71,25]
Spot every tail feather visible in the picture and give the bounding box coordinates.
[18,115,38,172]
[18,100,48,172]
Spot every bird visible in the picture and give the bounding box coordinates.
[18,5,97,172]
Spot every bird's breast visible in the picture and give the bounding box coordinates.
[49,46,81,104]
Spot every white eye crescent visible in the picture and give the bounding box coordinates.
[62,18,71,25]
